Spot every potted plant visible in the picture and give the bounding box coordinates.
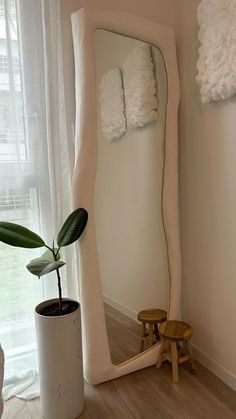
[0,208,88,419]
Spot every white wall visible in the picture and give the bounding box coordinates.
[175,0,236,389]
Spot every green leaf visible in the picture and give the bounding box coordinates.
[57,208,88,248]
[0,222,45,248]
[41,249,60,261]
[26,257,65,278]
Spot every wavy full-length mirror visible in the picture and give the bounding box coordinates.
[94,29,169,364]
[71,8,181,384]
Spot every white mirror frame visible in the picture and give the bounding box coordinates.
[71,7,181,385]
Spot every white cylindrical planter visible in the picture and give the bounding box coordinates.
[35,299,84,419]
[0,344,4,418]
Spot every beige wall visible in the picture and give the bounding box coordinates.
[175,0,236,388]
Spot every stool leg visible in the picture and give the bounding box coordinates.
[186,339,196,373]
[154,323,160,341]
[171,341,179,383]
[149,323,154,347]
[140,322,146,353]
[156,337,165,368]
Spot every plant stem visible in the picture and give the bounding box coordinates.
[51,246,63,315]
[55,247,60,258]
[56,268,62,315]
[45,244,53,252]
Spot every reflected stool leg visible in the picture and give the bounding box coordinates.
[171,341,179,383]
[186,338,196,373]
[140,322,146,353]
[149,323,154,347]
[156,337,165,368]
[154,323,160,341]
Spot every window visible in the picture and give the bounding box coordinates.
[0,0,54,387]
[0,0,72,399]
[0,0,26,161]
[0,55,20,73]
[0,187,41,323]
[0,55,7,72]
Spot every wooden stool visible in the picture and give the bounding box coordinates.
[156,320,196,383]
[137,308,167,352]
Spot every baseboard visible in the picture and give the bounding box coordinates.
[103,294,138,322]
[192,344,236,391]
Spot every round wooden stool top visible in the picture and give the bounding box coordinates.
[137,309,167,324]
[159,320,192,341]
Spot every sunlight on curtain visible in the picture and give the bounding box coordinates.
[0,0,75,400]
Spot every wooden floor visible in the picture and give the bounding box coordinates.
[104,303,141,364]
[2,305,236,419]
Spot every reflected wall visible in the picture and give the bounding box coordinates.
[94,29,169,326]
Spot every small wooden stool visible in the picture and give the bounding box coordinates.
[156,320,196,383]
[137,308,167,352]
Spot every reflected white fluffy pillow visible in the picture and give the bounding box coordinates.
[99,68,126,141]
[196,0,236,103]
[123,42,158,128]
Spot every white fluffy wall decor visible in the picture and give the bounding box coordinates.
[123,42,158,128]
[99,68,126,141]
[196,0,236,103]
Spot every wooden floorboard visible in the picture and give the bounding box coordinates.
[104,302,140,364]
[2,304,236,418]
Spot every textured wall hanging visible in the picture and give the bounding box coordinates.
[99,68,126,141]
[123,42,158,127]
[196,0,236,103]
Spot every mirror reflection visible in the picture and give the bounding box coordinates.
[94,29,169,364]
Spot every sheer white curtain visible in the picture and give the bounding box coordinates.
[0,0,77,400]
